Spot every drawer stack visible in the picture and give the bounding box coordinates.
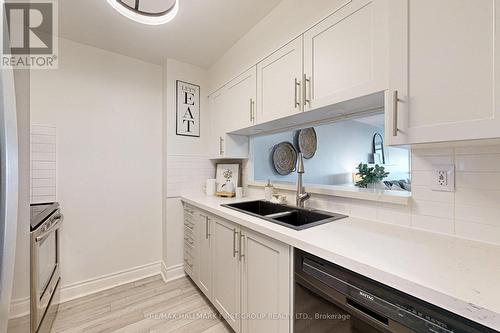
[183,204,196,277]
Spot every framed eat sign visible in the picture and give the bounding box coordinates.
[176,80,200,137]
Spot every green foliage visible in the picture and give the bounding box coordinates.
[355,163,389,188]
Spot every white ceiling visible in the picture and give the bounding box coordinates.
[57,0,282,68]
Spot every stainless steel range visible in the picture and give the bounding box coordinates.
[30,202,63,333]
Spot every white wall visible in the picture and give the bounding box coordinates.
[29,38,163,295]
[162,59,213,279]
[208,0,351,90]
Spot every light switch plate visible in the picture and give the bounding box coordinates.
[432,164,455,192]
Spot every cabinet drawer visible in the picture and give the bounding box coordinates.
[184,224,195,239]
[184,205,196,218]
[184,214,195,226]
[184,235,195,256]
[184,251,194,276]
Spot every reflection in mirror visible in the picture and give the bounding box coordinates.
[250,113,411,191]
[371,133,385,164]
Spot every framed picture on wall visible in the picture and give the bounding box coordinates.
[176,80,200,137]
[215,163,241,192]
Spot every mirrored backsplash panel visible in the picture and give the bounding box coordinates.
[250,114,410,190]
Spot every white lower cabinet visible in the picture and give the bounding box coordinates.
[240,227,291,333]
[212,217,241,332]
[196,211,212,299]
[183,207,291,333]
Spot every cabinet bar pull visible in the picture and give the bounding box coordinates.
[239,233,245,261]
[249,98,256,122]
[303,74,311,107]
[219,136,224,156]
[294,78,301,109]
[249,99,253,122]
[233,229,238,258]
[205,217,209,239]
[393,90,399,137]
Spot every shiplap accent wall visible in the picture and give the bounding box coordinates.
[30,125,57,203]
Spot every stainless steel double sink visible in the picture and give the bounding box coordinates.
[222,200,347,230]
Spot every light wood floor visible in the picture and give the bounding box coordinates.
[8,275,233,333]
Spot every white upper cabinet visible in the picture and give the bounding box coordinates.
[387,0,500,145]
[225,67,257,132]
[209,87,249,158]
[256,37,304,123]
[303,0,388,112]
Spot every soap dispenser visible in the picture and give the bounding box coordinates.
[264,179,274,201]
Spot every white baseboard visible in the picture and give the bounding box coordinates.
[161,262,185,283]
[9,261,163,319]
[8,296,30,319]
[60,261,162,303]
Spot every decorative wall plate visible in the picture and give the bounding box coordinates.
[296,127,317,159]
[272,142,297,175]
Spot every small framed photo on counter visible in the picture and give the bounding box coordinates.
[215,162,241,193]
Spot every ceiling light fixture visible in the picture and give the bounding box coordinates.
[106,0,179,26]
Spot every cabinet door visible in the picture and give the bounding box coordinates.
[387,0,500,145]
[209,88,250,159]
[240,229,291,333]
[225,67,257,133]
[257,37,304,123]
[196,212,212,299]
[303,0,388,112]
[212,217,241,332]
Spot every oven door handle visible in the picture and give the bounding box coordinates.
[35,214,64,243]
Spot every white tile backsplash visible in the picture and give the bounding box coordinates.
[31,125,57,203]
[408,146,500,244]
[456,154,500,172]
[166,154,214,198]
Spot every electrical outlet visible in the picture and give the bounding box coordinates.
[432,165,455,192]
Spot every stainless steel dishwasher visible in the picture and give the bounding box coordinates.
[294,249,498,333]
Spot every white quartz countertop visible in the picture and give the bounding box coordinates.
[181,195,500,331]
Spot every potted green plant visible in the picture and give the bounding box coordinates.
[355,163,389,189]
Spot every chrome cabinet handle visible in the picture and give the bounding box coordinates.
[205,217,209,239]
[393,90,399,137]
[249,98,255,122]
[303,74,311,107]
[232,229,239,258]
[219,136,224,156]
[35,214,63,243]
[239,232,245,261]
[294,78,301,109]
